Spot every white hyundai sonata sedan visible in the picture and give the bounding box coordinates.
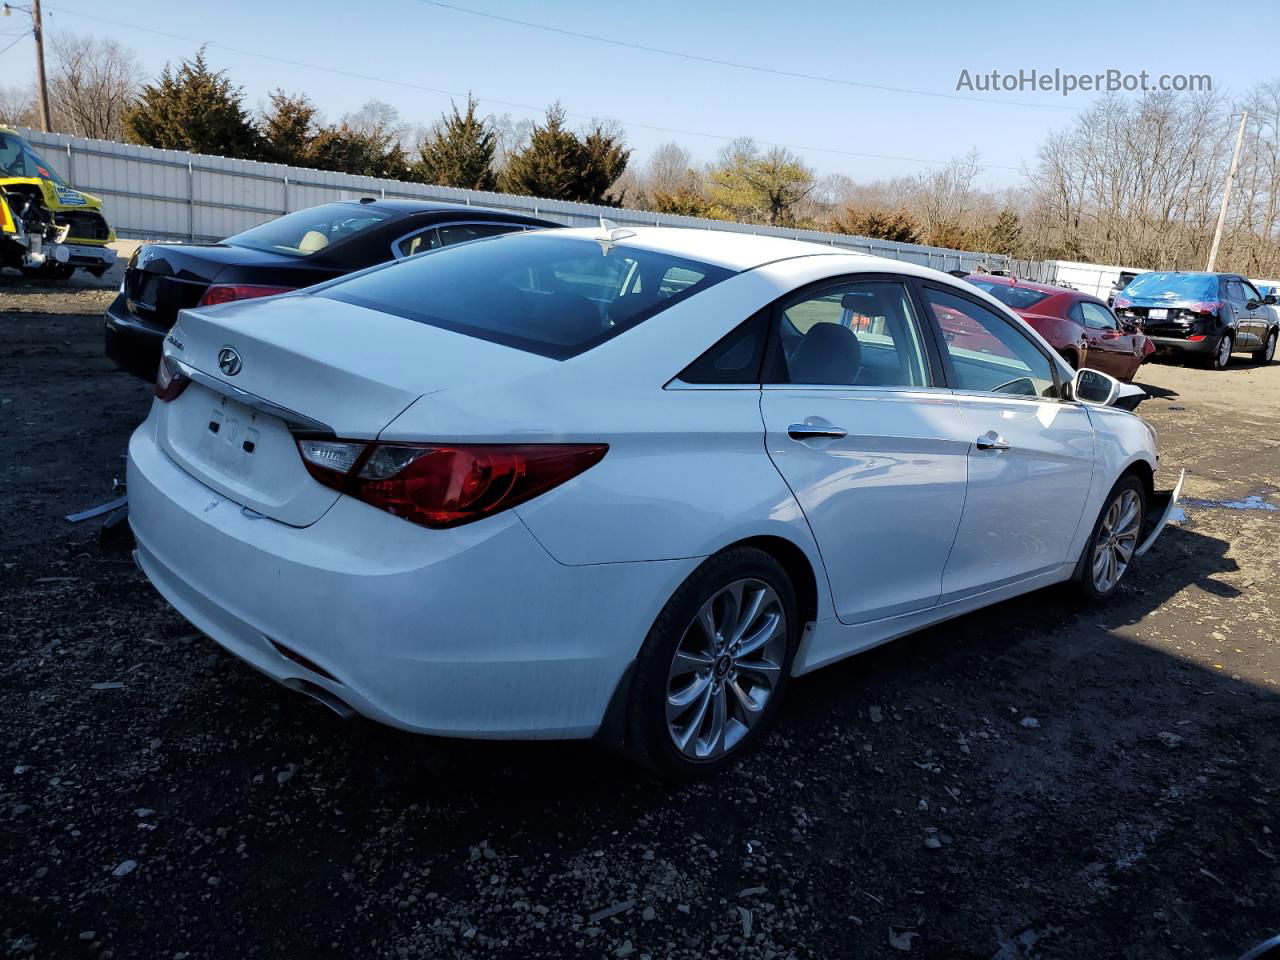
[127,226,1180,777]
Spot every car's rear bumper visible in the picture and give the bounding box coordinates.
[105,294,166,381]
[126,414,695,739]
[1148,334,1219,355]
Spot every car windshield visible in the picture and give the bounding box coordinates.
[226,204,393,257]
[320,233,735,359]
[1122,272,1217,300]
[967,280,1051,310]
[0,131,67,185]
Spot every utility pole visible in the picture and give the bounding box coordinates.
[1206,110,1248,272]
[1,1,51,131]
[31,0,52,132]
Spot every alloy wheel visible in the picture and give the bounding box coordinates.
[665,579,787,761]
[1217,335,1232,369]
[1092,489,1142,593]
[1267,331,1277,363]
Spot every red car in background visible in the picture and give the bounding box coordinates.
[962,275,1156,382]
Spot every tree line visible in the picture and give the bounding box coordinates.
[3,35,1280,275]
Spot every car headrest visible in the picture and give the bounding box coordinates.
[298,230,330,253]
[788,322,861,385]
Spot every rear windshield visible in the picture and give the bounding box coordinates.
[1122,272,1217,300]
[967,280,1051,310]
[0,131,67,185]
[320,233,735,359]
[227,203,392,257]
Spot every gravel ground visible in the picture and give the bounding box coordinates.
[2,303,1278,960]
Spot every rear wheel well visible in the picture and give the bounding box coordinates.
[1059,347,1080,368]
[732,536,820,626]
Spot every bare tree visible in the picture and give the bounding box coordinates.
[48,33,143,140]
[644,141,695,195]
[1025,91,1235,269]
[489,113,533,174]
[0,85,37,127]
[911,149,983,246]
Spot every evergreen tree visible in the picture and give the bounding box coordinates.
[578,122,630,205]
[415,95,497,190]
[834,208,920,244]
[985,209,1024,257]
[499,104,586,200]
[124,49,258,157]
[260,90,318,166]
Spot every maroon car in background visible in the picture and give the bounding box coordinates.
[964,275,1156,382]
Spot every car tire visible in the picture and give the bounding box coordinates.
[1075,475,1146,602]
[1059,348,1081,370]
[1206,332,1234,370]
[625,546,800,780]
[1252,328,1277,365]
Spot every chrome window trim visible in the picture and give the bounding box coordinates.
[389,220,533,259]
[759,382,952,396]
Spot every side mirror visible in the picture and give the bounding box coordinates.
[1074,368,1121,406]
[1265,294,1278,305]
[1247,299,1262,311]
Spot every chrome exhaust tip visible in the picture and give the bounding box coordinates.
[283,678,357,720]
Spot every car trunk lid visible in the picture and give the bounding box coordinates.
[123,242,300,329]
[156,293,555,526]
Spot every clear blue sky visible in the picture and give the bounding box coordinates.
[8,0,1279,187]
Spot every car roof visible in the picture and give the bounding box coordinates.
[332,197,552,222]
[529,226,864,271]
[966,274,1073,297]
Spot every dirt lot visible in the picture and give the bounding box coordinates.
[2,299,1278,960]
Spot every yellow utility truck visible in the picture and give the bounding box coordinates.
[1,125,115,279]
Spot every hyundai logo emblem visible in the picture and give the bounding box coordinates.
[217,347,242,376]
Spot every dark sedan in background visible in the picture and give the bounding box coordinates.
[964,275,1155,382]
[1113,272,1279,370]
[105,199,557,380]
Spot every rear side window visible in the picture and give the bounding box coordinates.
[321,234,734,359]
[924,287,1059,399]
[395,222,523,258]
[680,311,769,384]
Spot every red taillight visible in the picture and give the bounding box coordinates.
[296,440,607,528]
[1186,301,1222,316]
[197,284,296,307]
[1187,334,1207,341]
[154,355,190,402]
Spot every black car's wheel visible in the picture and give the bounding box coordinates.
[1253,328,1278,365]
[1206,332,1234,370]
[1075,475,1146,602]
[626,547,799,780]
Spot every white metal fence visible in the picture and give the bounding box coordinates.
[18,127,1052,278]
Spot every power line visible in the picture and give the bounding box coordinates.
[0,30,27,55]
[44,4,1023,172]
[417,0,1073,111]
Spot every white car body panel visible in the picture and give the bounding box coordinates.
[942,393,1095,597]
[128,226,1166,741]
[760,385,969,623]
